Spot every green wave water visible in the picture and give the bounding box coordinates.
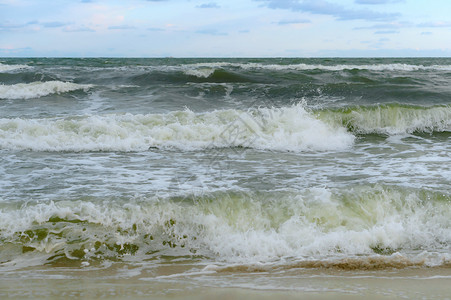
[1,185,449,270]
[317,103,451,134]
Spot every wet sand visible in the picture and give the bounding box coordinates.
[1,265,450,299]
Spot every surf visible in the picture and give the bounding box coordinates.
[0,63,32,73]
[177,62,451,73]
[0,105,354,152]
[0,185,449,269]
[316,103,451,135]
[0,81,93,100]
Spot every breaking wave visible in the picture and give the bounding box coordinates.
[0,186,449,268]
[0,81,93,100]
[1,103,449,152]
[0,105,354,152]
[317,104,451,135]
[120,62,451,80]
[177,62,451,78]
[0,63,32,73]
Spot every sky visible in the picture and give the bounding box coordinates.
[1,0,451,57]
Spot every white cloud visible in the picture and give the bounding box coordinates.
[197,2,220,9]
[355,0,404,4]
[259,0,401,21]
[277,19,311,25]
[374,30,398,34]
[42,21,67,28]
[108,25,136,30]
[418,21,451,28]
[196,28,228,35]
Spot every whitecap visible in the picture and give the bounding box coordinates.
[0,63,32,72]
[0,104,355,152]
[0,81,93,100]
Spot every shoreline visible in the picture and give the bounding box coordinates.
[1,264,450,299]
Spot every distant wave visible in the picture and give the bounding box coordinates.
[0,105,354,152]
[183,67,216,78]
[317,104,451,135]
[176,62,451,78]
[105,62,451,80]
[0,186,449,267]
[240,62,451,72]
[21,62,449,81]
[0,63,32,72]
[0,81,93,99]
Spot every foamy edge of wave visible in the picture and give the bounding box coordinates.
[0,105,355,152]
[41,62,451,79]
[0,186,449,266]
[183,67,216,78]
[204,253,449,271]
[317,104,451,135]
[0,81,93,100]
[0,63,32,72]
[180,62,451,73]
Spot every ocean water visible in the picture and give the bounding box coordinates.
[0,58,450,298]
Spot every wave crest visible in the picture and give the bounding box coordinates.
[0,186,449,267]
[0,81,93,100]
[0,63,31,72]
[317,104,451,135]
[179,62,451,73]
[0,105,354,152]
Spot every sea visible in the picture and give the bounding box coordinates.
[0,58,450,299]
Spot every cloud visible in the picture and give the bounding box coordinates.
[259,0,400,21]
[277,19,311,25]
[354,21,411,30]
[421,31,432,35]
[0,20,68,31]
[196,29,228,36]
[197,2,220,8]
[63,25,95,32]
[42,21,67,28]
[148,27,165,31]
[374,30,398,34]
[108,25,136,30]
[355,0,404,4]
[0,23,26,31]
[418,21,451,28]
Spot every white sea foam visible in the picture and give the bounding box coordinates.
[45,62,449,80]
[318,104,451,134]
[0,186,449,266]
[179,62,451,73]
[0,105,355,152]
[0,81,93,100]
[147,62,451,79]
[247,63,451,72]
[183,67,216,78]
[0,63,32,72]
